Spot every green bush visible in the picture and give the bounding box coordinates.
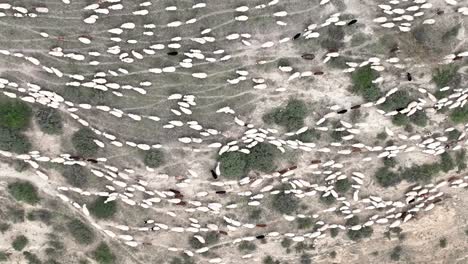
[347,226,373,241]
[410,111,428,127]
[281,238,292,248]
[320,193,336,205]
[433,65,460,90]
[447,129,461,141]
[143,149,164,168]
[271,189,299,215]
[330,228,339,238]
[62,165,89,187]
[450,105,468,124]
[71,128,98,157]
[263,99,307,131]
[379,90,412,112]
[456,150,466,171]
[351,66,381,101]
[300,254,312,264]
[237,241,256,252]
[392,114,409,127]
[375,167,401,187]
[219,151,248,178]
[12,235,28,251]
[383,158,397,168]
[23,251,41,264]
[297,217,313,229]
[188,231,219,249]
[439,238,447,248]
[263,256,280,264]
[92,243,115,264]
[246,143,279,172]
[88,197,117,219]
[67,219,95,244]
[0,222,10,233]
[401,163,440,182]
[439,153,455,172]
[335,179,351,193]
[0,251,8,262]
[8,181,40,204]
[27,209,52,224]
[35,107,63,134]
[0,98,32,130]
[390,246,402,261]
[0,127,32,154]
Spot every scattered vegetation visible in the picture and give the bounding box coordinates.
[439,237,447,248]
[72,127,99,157]
[263,99,307,131]
[450,105,468,124]
[263,256,280,264]
[92,242,116,264]
[375,167,401,187]
[62,165,89,187]
[8,181,40,204]
[237,241,257,252]
[350,65,380,101]
[23,251,41,264]
[433,65,460,97]
[346,217,373,241]
[335,179,351,193]
[297,217,313,229]
[88,197,117,219]
[27,209,53,224]
[67,219,95,244]
[0,251,8,262]
[188,231,219,249]
[12,235,28,251]
[35,107,63,134]
[439,152,455,172]
[300,254,312,264]
[143,149,164,168]
[390,246,402,261]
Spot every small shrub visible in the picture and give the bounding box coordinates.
[71,128,99,157]
[12,235,28,251]
[143,149,164,168]
[67,219,95,244]
[62,165,89,187]
[383,158,397,168]
[35,107,62,134]
[347,226,373,241]
[88,197,117,219]
[0,251,9,261]
[27,209,52,224]
[320,193,336,205]
[297,218,313,229]
[455,150,466,171]
[8,181,40,204]
[0,222,10,233]
[92,243,115,264]
[439,153,455,172]
[450,105,468,124]
[401,163,440,182]
[263,256,280,264]
[23,251,41,264]
[237,241,256,252]
[330,228,339,237]
[447,129,461,141]
[188,231,219,249]
[390,246,402,261]
[439,238,447,248]
[281,238,292,248]
[300,254,312,264]
[433,65,460,90]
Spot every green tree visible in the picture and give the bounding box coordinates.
[88,197,117,219]
[219,151,248,178]
[8,181,40,204]
[246,143,279,172]
[67,219,95,244]
[0,98,32,130]
[71,128,99,157]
